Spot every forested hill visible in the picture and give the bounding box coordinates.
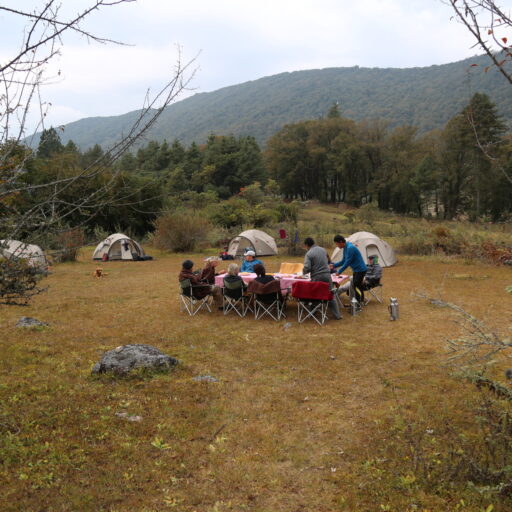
[44,53,512,149]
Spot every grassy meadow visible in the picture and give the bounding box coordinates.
[1,212,512,511]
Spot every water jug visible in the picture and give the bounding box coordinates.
[350,297,360,316]
[388,297,399,321]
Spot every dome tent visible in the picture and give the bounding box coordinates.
[227,229,278,257]
[0,240,48,268]
[331,231,397,267]
[92,233,146,261]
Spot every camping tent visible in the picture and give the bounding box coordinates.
[227,229,278,257]
[0,240,48,268]
[92,233,146,261]
[331,231,397,267]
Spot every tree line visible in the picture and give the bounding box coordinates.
[2,92,511,246]
[266,95,512,221]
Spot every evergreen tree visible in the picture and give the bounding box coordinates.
[37,127,64,159]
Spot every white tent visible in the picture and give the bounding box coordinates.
[92,233,146,261]
[0,240,48,268]
[331,231,397,267]
[227,229,278,257]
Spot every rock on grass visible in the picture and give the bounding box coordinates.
[92,344,178,375]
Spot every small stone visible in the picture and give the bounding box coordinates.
[16,317,48,328]
[115,412,142,422]
[192,375,218,383]
[283,322,292,330]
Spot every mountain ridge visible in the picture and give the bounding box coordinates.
[35,53,512,150]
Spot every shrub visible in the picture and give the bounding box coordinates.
[153,211,212,252]
[55,228,85,262]
[207,198,251,228]
[0,257,47,305]
[274,201,299,223]
[239,182,265,205]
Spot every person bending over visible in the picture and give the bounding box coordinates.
[331,235,367,304]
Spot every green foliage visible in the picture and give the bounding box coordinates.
[36,127,63,159]
[152,210,212,252]
[0,257,46,305]
[207,198,250,229]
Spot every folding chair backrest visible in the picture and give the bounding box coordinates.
[180,279,192,297]
[223,277,245,299]
[291,280,332,301]
[279,262,303,274]
[248,279,283,303]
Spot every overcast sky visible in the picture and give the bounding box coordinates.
[1,0,500,131]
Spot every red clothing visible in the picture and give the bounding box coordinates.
[178,269,211,299]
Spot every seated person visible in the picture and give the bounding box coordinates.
[337,255,382,296]
[362,255,382,288]
[251,263,285,304]
[223,263,247,291]
[240,250,263,273]
[178,259,223,309]
[199,257,224,285]
[253,263,274,284]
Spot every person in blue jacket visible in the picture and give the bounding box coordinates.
[331,235,367,304]
[240,250,263,273]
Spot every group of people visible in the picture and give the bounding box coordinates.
[303,235,382,319]
[179,234,382,318]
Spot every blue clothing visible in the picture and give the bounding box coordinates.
[240,258,263,273]
[333,242,367,274]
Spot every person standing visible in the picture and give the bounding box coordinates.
[331,235,367,305]
[303,237,341,320]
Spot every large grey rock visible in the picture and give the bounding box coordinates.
[16,317,48,328]
[92,344,178,374]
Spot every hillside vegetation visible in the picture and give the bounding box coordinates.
[35,53,512,150]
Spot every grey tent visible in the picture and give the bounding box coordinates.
[227,229,278,257]
[92,233,146,261]
[0,240,48,268]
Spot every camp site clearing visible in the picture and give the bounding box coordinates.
[1,249,511,511]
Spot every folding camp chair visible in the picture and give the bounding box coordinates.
[363,280,383,305]
[248,280,286,321]
[222,278,251,317]
[292,281,333,325]
[179,279,212,315]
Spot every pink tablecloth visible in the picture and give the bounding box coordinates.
[214,273,348,293]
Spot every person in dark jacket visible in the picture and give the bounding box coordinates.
[178,259,223,308]
[253,263,274,284]
[331,235,367,304]
[223,263,247,290]
[199,257,224,284]
[363,255,382,287]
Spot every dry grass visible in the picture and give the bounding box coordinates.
[1,247,512,511]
